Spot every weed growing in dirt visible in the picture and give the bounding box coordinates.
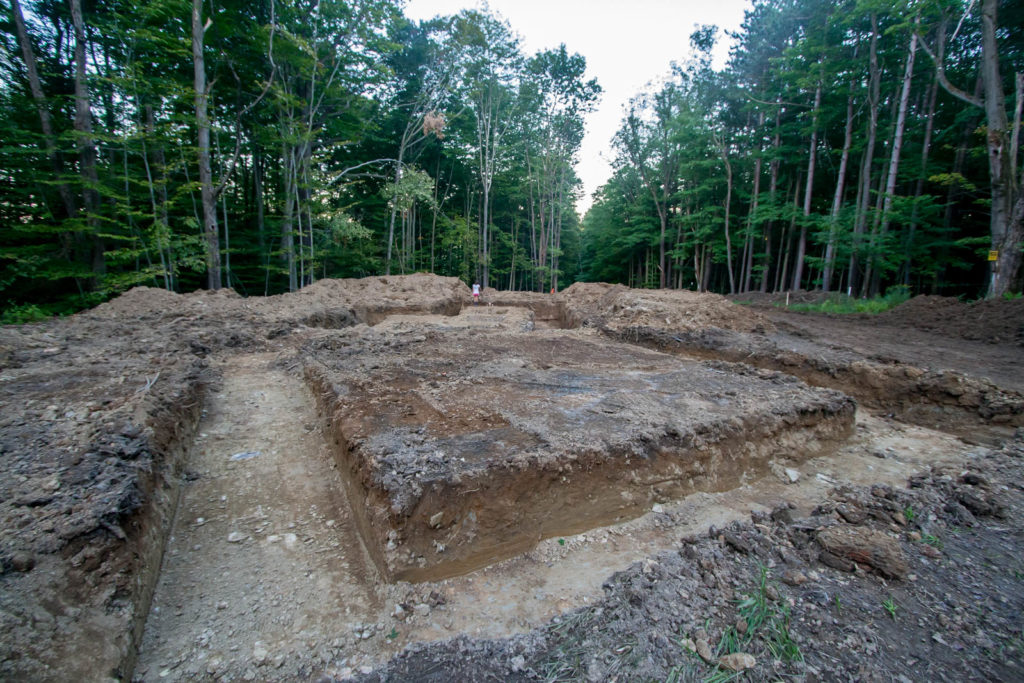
[922,533,943,549]
[714,566,802,664]
[883,598,898,619]
[834,596,843,615]
[538,607,605,682]
[903,505,916,522]
[782,286,910,315]
[701,669,743,683]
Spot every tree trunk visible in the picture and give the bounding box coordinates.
[823,90,855,291]
[760,107,781,293]
[903,73,939,285]
[870,29,917,295]
[979,0,1019,295]
[70,0,104,280]
[720,139,736,294]
[791,80,821,291]
[192,0,221,289]
[11,0,77,220]
[849,13,881,296]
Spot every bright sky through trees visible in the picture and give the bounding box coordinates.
[403,0,752,214]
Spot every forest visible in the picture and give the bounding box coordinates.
[0,0,1022,319]
[587,0,1024,299]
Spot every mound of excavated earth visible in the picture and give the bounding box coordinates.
[303,322,854,581]
[560,282,776,334]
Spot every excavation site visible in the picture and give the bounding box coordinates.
[1,275,1022,681]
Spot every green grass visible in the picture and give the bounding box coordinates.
[714,566,802,665]
[883,598,898,619]
[779,286,910,315]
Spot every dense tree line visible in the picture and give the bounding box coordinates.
[582,0,1024,298]
[0,0,597,314]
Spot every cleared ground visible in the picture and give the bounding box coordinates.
[0,275,1021,681]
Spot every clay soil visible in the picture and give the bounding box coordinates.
[0,276,1022,682]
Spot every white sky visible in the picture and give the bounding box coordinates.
[402,0,753,215]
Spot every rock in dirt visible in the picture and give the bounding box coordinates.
[9,552,35,573]
[227,531,247,543]
[718,652,756,671]
[695,638,714,663]
[817,525,908,579]
[781,569,808,586]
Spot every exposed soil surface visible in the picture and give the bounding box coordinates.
[0,278,1022,682]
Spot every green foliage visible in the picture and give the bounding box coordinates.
[784,286,910,314]
[714,566,802,665]
[1,303,51,325]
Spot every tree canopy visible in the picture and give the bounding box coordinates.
[1,0,1021,318]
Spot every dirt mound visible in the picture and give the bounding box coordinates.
[256,274,468,327]
[88,286,242,320]
[881,295,1024,344]
[562,283,775,334]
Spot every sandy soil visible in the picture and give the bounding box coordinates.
[1,278,1022,682]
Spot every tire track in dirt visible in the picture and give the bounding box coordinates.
[135,353,378,681]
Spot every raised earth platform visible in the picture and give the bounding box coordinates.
[303,319,856,581]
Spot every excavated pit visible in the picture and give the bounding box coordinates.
[303,323,856,582]
[9,277,1023,681]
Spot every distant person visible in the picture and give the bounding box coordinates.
[472,282,481,305]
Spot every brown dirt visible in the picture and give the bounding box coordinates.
[1,276,1022,682]
[302,325,852,581]
[562,282,775,334]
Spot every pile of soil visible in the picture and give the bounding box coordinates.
[880,295,1024,345]
[562,283,775,335]
[355,432,1024,682]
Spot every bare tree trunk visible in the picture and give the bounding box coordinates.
[70,0,104,280]
[849,13,881,296]
[11,0,77,220]
[979,0,1019,295]
[743,112,764,293]
[823,90,855,291]
[280,144,297,291]
[192,0,221,289]
[868,29,917,295]
[760,105,782,293]
[903,73,939,285]
[719,136,736,294]
[791,80,821,291]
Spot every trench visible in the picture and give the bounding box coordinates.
[134,353,379,680]
[130,305,1010,680]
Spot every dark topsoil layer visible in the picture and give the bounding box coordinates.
[0,277,1022,681]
